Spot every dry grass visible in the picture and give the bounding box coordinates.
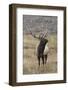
[23,34,57,74]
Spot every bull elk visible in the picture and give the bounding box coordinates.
[30,30,49,66]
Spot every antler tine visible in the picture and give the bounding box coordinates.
[43,30,48,38]
[29,29,36,38]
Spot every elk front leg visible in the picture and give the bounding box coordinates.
[37,56,40,66]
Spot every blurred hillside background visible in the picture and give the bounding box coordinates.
[23,15,57,34]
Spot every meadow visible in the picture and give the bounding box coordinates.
[23,33,57,74]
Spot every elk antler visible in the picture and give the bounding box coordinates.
[29,30,40,39]
[39,31,48,39]
[29,30,36,38]
[44,31,48,37]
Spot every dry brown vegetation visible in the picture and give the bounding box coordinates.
[23,34,57,74]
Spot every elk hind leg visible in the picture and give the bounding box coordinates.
[44,54,48,64]
[42,55,44,65]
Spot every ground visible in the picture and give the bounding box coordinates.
[23,34,57,74]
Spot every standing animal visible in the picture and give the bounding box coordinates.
[30,31,49,66]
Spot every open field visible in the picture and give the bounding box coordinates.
[23,34,57,74]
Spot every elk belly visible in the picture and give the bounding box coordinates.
[44,43,49,55]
